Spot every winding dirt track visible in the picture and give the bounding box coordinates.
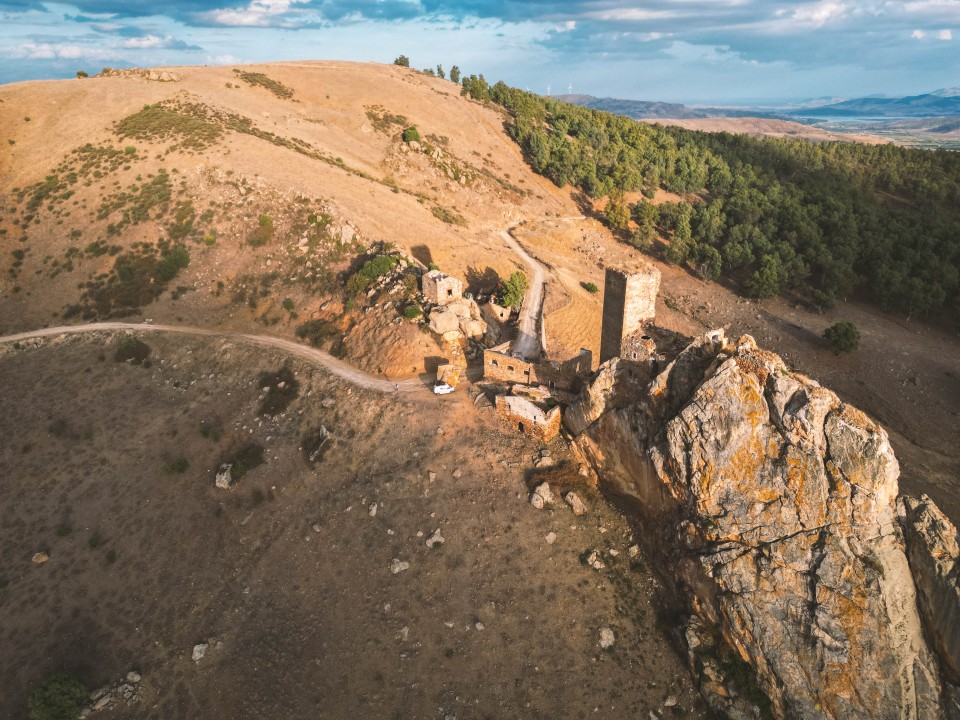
[0,322,426,396]
[501,227,546,361]
[0,223,569,392]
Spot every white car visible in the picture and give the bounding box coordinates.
[433,382,455,395]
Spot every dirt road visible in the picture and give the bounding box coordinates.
[501,227,546,361]
[0,322,429,396]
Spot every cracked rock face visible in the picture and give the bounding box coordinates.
[572,333,942,719]
[900,494,960,685]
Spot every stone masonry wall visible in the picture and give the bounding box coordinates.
[495,395,561,442]
[483,348,535,385]
[599,265,661,364]
[422,270,463,305]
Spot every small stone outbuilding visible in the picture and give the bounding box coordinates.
[422,270,463,305]
[495,394,561,442]
[483,344,592,394]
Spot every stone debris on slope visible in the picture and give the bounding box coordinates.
[565,491,587,516]
[529,482,554,509]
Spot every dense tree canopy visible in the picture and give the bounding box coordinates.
[480,82,960,323]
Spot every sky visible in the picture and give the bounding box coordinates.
[0,1,957,104]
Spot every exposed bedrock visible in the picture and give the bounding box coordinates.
[899,494,960,686]
[567,331,946,719]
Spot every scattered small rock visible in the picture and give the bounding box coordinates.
[214,463,234,490]
[664,696,678,707]
[192,643,208,662]
[308,425,331,462]
[545,532,557,545]
[565,492,587,516]
[599,627,615,649]
[586,550,605,570]
[428,471,437,482]
[628,545,640,558]
[391,558,410,574]
[452,468,462,479]
[32,551,49,564]
[126,671,141,684]
[475,622,485,631]
[311,522,322,533]
[368,502,378,517]
[530,482,554,509]
[426,529,445,548]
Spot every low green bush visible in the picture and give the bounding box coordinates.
[28,672,88,720]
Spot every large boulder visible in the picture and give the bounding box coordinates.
[428,310,460,336]
[900,494,960,683]
[571,333,943,719]
[459,318,487,340]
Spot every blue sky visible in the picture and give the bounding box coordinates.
[0,1,957,103]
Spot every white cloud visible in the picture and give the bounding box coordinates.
[199,0,310,28]
[208,54,241,65]
[123,34,167,49]
[912,28,926,38]
[3,42,119,61]
[904,0,960,14]
[790,1,848,28]
[937,28,953,39]
[584,8,680,22]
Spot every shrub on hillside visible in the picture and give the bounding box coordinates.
[248,214,274,247]
[402,126,421,143]
[28,672,88,720]
[345,255,399,295]
[824,321,860,355]
[114,336,151,364]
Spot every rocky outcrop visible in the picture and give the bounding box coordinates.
[426,297,487,342]
[102,68,182,82]
[900,494,960,683]
[569,331,943,719]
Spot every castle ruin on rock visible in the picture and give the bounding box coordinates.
[599,264,661,364]
[556,261,960,720]
[421,269,463,306]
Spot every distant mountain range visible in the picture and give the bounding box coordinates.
[552,94,758,119]
[788,87,960,118]
[555,87,960,120]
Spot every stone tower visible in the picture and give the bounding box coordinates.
[599,264,661,364]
